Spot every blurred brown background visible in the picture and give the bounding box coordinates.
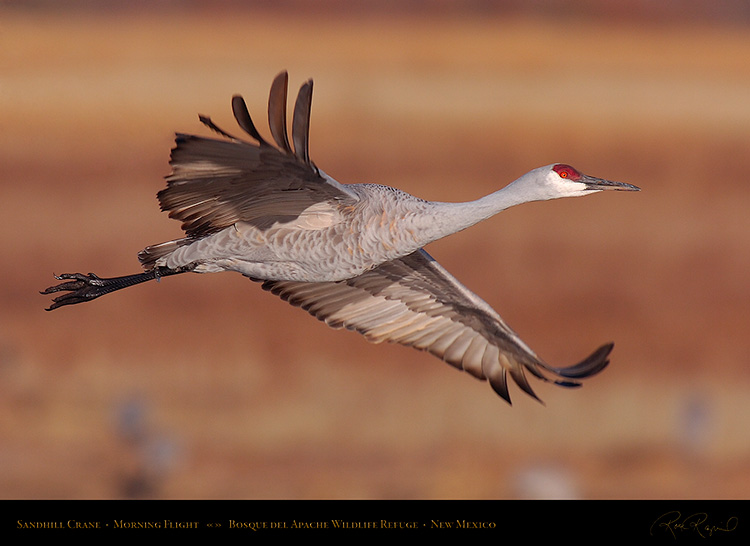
[2,1,749,499]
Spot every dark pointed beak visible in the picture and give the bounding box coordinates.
[583,174,640,192]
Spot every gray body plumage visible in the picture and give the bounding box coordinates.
[152,181,439,282]
[44,71,639,405]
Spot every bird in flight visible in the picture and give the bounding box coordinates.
[43,71,639,404]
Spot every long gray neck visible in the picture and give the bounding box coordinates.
[411,178,540,247]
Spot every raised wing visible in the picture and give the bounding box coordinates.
[258,249,612,404]
[157,71,358,237]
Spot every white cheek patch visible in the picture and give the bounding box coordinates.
[570,181,590,194]
[547,173,589,197]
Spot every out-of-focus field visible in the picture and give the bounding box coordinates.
[2,8,750,499]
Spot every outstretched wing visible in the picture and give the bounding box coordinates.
[157,71,358,237]
[257,249,612,404]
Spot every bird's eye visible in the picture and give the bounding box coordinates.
[553,164,582,181]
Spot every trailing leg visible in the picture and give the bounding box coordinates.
[41,265,194,310]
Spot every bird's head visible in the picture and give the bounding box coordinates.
[539,163,640,198]
[505,163,639,204]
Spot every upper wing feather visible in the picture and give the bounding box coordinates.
[258,249,612,404]
[157,71,358,236]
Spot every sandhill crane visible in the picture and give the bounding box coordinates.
[43,71,639,404]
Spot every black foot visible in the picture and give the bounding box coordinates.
[41,266,193,311]
[41,272,116,310]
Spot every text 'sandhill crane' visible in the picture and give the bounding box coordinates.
[42,71,639,404]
